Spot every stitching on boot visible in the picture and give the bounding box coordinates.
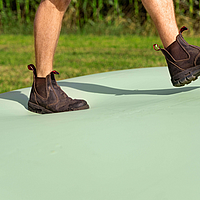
[194,52,200,65]
[33,92,39,105]
[179,34,189,46]
[167,59,184,71]
[34,81,48,100]
[48,75,59,106]
[162,49,176,62]
[176,36,190,61]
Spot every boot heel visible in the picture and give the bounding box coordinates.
[28,101,53,114]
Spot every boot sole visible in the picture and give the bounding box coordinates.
[171,65,200,87]
[28,101,89,114]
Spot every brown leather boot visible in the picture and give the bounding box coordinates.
[154,26,200,87]
[27,64,89,114]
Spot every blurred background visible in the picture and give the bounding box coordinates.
[0,0,200,35]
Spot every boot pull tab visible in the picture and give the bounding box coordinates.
[51,70,59,75]
[28,64,37,76]
[153,44,161,51]
[179,26,188,34]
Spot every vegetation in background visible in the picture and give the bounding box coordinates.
[0,34,163,93]
[0,0,200,35]
[1,34,200,93]
[1,0,200,93]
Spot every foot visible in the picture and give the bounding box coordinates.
[28,64,89,114]
[154,26,200,87]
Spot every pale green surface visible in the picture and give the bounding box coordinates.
[0,67,200,200]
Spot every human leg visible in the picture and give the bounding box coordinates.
[34,0,71,77]
[142,0,200,87]
[28,0,89,114]
[142,0,178,48]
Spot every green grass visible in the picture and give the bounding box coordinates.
[1,34,200,93]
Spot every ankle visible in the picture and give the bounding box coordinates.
[166,40,188,60]
[36,66,52,78]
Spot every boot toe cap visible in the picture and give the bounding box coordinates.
[69,99,89,110]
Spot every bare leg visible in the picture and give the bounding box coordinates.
[28,0,89,113]
[142,0,179,48]
[34,0,71,77]
[141,0,200,87]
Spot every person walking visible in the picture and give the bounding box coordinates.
[28,0,200,114]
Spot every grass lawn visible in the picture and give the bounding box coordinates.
[1,34,200,93]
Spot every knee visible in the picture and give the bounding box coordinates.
[49,0,71,11]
